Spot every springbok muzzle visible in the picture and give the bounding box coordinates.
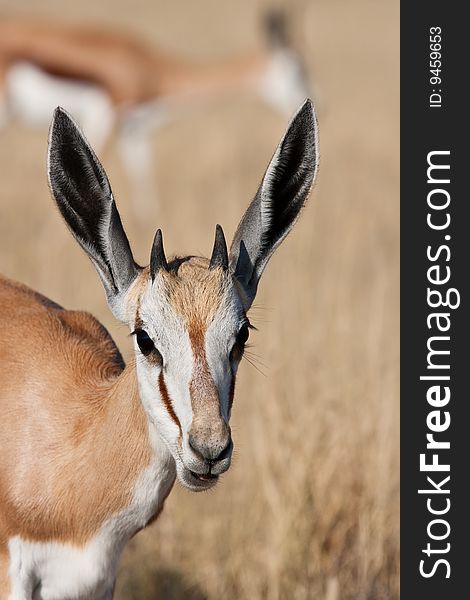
[188,418,232,467]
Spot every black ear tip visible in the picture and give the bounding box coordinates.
[288,98,318,158]
[52,106,69,126]
[50,106,80,140]
[296,98,315,125]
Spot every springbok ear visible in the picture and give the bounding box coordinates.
[229,99,318,306]
[48,107,139,319]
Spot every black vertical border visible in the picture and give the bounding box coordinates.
[401,3,469,598]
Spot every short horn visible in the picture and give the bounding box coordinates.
[150,229,168,280]
[209,224,229,271]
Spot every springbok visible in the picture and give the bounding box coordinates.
[0,98,318,598]
[0,16,310,212]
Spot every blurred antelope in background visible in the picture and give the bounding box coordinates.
[0,15,310,215]
[0,99,318,598]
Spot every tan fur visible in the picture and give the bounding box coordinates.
[130,260,230,439]
[0,275,164,552]
[0,18,267,109]
[0,261,231,591]
[0,549,10,597]
[162,258,230,443]
[0,260,229,554]
[130,260,231,451]
[163,257,226,326]
[188,322,229,448]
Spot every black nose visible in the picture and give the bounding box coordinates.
[188,433,233,462]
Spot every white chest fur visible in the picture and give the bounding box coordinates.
[7,427,176,600]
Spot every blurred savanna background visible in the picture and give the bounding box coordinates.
[0,0,399,598]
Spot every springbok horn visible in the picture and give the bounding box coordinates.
[209,224,229,271]
[150,229,168,280]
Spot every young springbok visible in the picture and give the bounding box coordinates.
[0,99,318,598]
[0,16,310,212]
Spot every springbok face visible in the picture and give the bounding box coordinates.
[128,255,248,490]
[48,99,318,491]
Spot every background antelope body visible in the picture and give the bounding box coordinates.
[0,100,317,598]
[0,16,311,216]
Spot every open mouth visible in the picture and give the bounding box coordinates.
[189,470,219,483]
[174,451,224,491]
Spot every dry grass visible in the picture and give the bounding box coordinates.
[0,0,399,598]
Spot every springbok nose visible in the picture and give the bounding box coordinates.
[188,427,232,462]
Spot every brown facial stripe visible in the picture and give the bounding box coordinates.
[135,300,180,431]
[158,371,182,435]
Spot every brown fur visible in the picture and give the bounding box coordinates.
[0,18,267,108]
[161,259,230,444]
[188,321,228,444]
[0,275,165,552]
[158,371,182,434]
[0,549,10,597]
[0,260,233,580]
[163,257,226,325]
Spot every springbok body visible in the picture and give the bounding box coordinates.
[0,17,310,212]
[0,99,318,599]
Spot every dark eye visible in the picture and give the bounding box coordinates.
[236,324,250,349]
[135,329,156,356]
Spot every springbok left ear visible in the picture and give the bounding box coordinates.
[229,99,318,306]
[48,107,140,320]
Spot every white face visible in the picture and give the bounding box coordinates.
[126,258,249,491]
[48,99,315,501]
[48,100,316,494]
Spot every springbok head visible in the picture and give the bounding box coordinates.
[47,100,318,491]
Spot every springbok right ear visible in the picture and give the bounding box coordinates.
[48,107,140,319]
[229,99,318,306]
